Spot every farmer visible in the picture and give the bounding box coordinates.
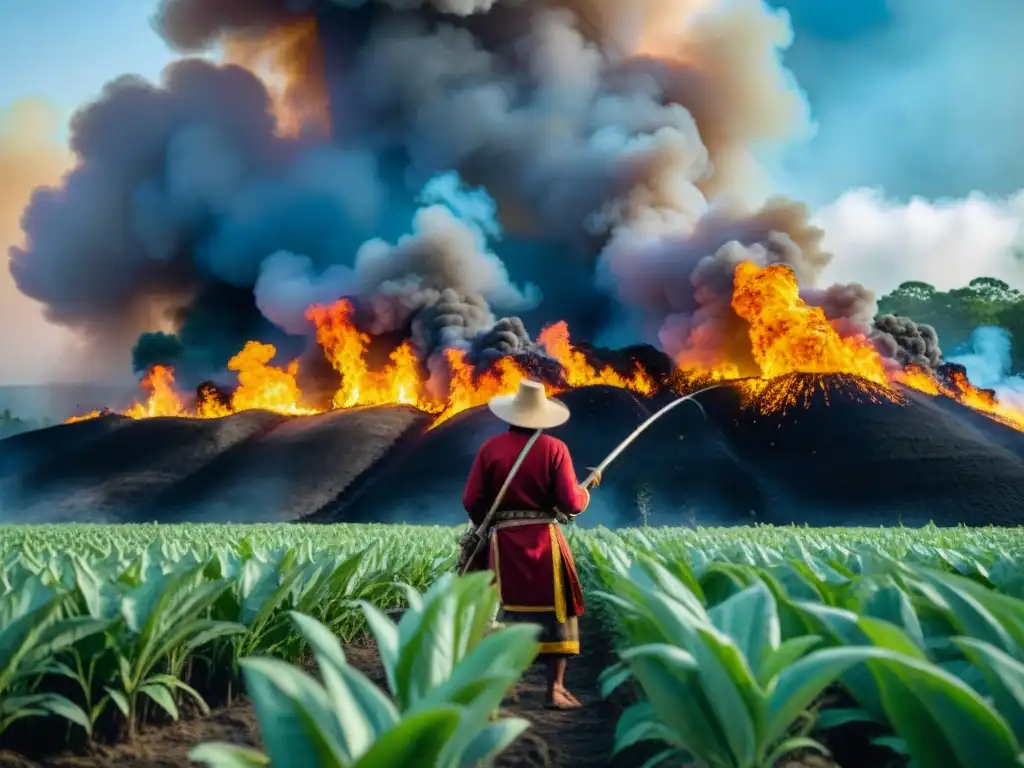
[461,379,600,710]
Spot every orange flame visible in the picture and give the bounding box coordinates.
[307,299,433,410]
[71,302,654,426]
[538,321,655,395]
[228,341,319,416]
[897,364,1024,430]
[122,366,186,419]
[434,349,532,427]
[64,410,102,425]
[892,365,940,396]
[61,268,1024,434]
[730,262,890,386]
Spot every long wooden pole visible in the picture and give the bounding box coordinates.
[579,383,725,490]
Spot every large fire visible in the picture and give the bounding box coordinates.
[66,299,655,428]
[62,263,1024,433]
[730,262,889,386]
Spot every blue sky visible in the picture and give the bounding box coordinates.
[0,1,179,137]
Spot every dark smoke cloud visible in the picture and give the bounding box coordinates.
[155,0,314,50]
[9,55,532,385]
[8,58,373,382]
[9,0,940,388]
[598,198,837,371]
[872,314,943,370]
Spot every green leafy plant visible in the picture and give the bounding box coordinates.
[0,575,109,736]
[192,572,539,768]
[599,559,904,767]
[106,562,244,740]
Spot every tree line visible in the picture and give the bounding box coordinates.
[877,277,1024,370]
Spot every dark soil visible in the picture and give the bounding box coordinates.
[0,406,427,524]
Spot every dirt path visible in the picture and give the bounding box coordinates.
[495,616,620,767]
[0,620,621,768]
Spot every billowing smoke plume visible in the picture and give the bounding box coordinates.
[7,0,935,387]
[871,314,942,370]
[947,326,1024,410]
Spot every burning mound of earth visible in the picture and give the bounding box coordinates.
[3,372,1024,527]
[6,262,1024,526]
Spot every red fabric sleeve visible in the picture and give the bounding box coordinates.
[462,446,491,526]
[550,439,590,516]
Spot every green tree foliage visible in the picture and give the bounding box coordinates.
[878,278,1024,369]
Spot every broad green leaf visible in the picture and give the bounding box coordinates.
[421,623,539,711]
[9,692,90,732]
[140,682,179,721]
[148,673,211,715]
[241,657,349,767]
[869,653,1022,768]
[758,635,822,688]
[289,612,398,753]
[459,718,531,767]
[599,661,632,697]
[613,701,679,752]
[689,623,760,766]
[764,646,897,747]
[862,583,926,650]
[762,736,830,767]
[105,688,130,717]
[351,707,464,768]
[815,707,882,730]
[708,582,780,678]
[918,573,1018,657]
[619,643,733,765]
[953,637,1024,742]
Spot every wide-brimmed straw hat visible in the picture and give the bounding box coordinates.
[488,379,569,430]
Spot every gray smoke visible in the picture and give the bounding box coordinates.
[872,313,943,370]
[599,198,836,371]
[7,0,941,386]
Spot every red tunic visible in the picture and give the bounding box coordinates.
[462,429,589,620]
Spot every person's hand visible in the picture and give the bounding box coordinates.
[585,467,602,488]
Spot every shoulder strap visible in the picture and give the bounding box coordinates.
[473,429,543,537]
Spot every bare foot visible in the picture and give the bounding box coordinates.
[545,688,584,710]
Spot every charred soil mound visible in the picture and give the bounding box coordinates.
[697,374,1024,526]
[2,375,1024,526]
[321,386,663,528]
[329,383,762,528]
[0,407,427,523]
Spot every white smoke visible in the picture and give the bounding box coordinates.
[814,188,1024,295]
[948,326,1024,409]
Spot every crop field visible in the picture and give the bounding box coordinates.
[0,523,1023,768]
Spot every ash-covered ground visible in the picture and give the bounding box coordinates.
[2,374,1024,527]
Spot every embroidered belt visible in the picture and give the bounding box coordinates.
[491,509,569,532]
[493,509,556,522]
